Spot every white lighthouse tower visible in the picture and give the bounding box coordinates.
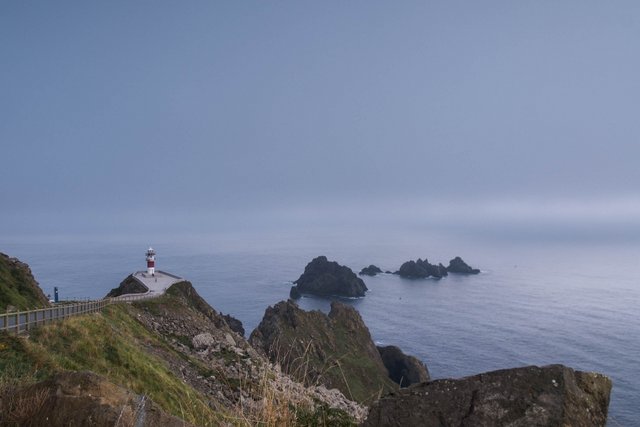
[146,247,156,276]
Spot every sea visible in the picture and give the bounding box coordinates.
[3,228,638,425]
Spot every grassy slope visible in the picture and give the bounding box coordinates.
[0,304,228,426]
[0,254,50,312]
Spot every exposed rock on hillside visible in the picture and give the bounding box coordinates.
[0,370,191,427]
[133,281,366,421]
[359,265,383,276]
[221,312,245,336]
[364,364,612,427]
[377,345,429,387]
[395,258,448,279]
[105,274,147,297]
[249,300,397,403]
[291,256,368,298]
[0,252,50,311]
[447,256,480,274]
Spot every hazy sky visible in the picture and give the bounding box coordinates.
[2,2,640,236]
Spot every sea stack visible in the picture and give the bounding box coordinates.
[290,256,367,298]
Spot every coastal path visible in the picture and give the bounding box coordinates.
[0,270,183,335]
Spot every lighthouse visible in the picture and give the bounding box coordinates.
[146,247,156,276]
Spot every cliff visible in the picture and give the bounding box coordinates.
[0,251,613,426]
[1,279,365,426]
[249,300,397,403]
[0,252,50,311]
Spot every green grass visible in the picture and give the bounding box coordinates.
[0,256,49,312]
[0,305,229,426]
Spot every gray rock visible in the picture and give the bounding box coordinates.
[359,265,383,276]
[364,364,611,427]
[225,333,236,347]
[291,256,368,298]
[191,333,215,350]
[447,256,480,274]
[377,345,429,387]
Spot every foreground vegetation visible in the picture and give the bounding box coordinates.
[0,304,226,425]
[0,294,358,426]
[0,253,50,312]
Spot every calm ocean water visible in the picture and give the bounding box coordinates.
[3,230,638,425]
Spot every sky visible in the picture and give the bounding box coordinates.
[2,1,640,238]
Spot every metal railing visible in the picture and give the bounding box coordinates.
[0,292,160,335]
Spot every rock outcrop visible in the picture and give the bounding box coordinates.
[0,371,191,427]
[291,256,368,298]
[0,252,50,311]
[134,281,366,422]
[447,256,480,274]
[105,274,147,297]
[377,345,430,387]
[364,364,612,427]
[221,312,245,336]
[289,285,302,299]
[359,265,383,276]
[249,300,397,403]
[395,258,448,279]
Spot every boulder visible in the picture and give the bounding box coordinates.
[447,256,480,274]
[291,256,368,298]
[363,364,611,427]
[377,345,430,387]
[191,332,215,350]
[359,265,383,276]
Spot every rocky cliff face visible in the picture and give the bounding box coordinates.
[291,256,368,298]
[1,371,191,427]
[377,345,430,387]
[249,300,397,403]
[132,281,366,422]
[0,252,50,311]
[364,364,612,427]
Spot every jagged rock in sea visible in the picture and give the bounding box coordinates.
[363,364,612,427]
[291,256,368,298]
[359,265,383,276]
[377,345,430,387]
[106,274,147,297]
[447,256,481,274]
[249,299,397,403]
[3,371,192,427]
[289,285,302,299]
[395,258,448,279]
[0,252,50,311]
